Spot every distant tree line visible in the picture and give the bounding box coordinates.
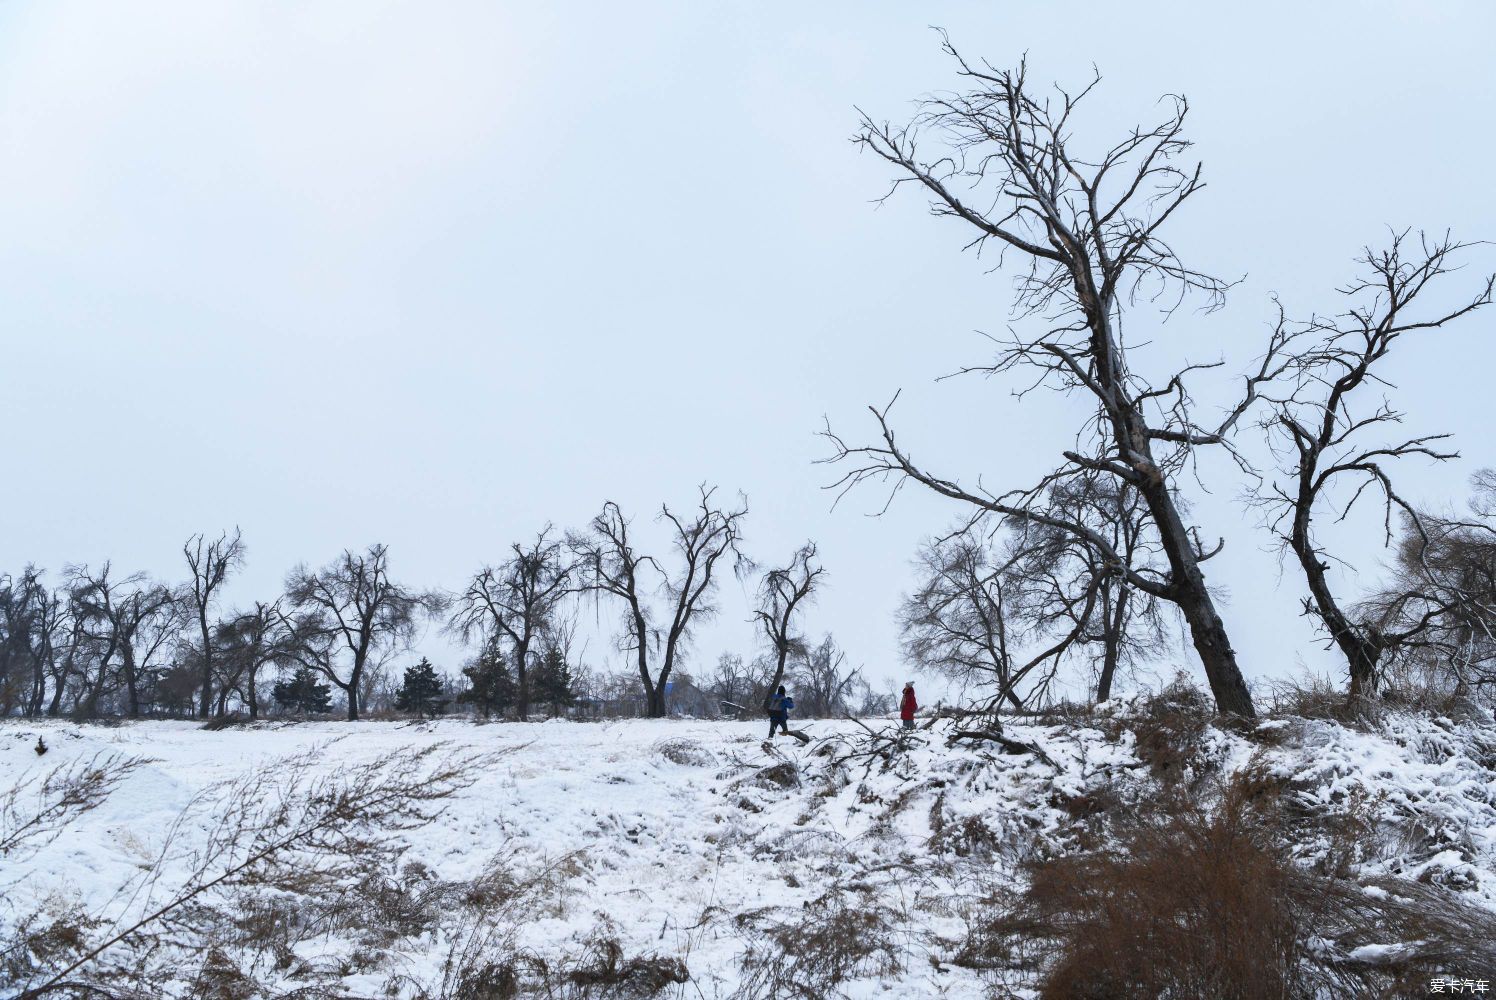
[0,487,886,722]
[5,465,1492,724]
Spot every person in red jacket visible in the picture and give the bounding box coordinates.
[899,682,918,730]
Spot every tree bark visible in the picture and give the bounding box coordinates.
[122,647,141,719]
[515,634,531,722]
[1137,472,1256,718]
[1291,514,1382,697]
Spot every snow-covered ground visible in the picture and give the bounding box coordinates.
[3,705,1494,997]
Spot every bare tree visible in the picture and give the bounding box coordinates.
[284,544,444,721]
[571,487,748,717]
[824,44,1309,717]
[902,534,1015,705]
[1363,471,1496,696]
[903,482,1171,712]
[1255,233,1493,696]
[789,635,866,718]
[1010,476,1171,704]
[183,529,245,718]
[753,542,824,713]
[449,527,573,721]
[216,600,293,720]
[63,563,137,719]
[46,595,87,717]
[28,582,69,718]
[703,652,772,713]
[111,581,181,719]
[1,568,50,717]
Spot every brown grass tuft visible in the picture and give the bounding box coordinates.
[968,768,1496,999]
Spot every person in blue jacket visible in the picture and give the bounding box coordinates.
[767,685,793,738]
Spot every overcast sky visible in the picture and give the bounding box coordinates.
[1,1,1492,703]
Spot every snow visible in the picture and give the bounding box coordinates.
[3,706,1494,996]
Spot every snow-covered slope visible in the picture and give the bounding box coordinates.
[2,705,1493,997]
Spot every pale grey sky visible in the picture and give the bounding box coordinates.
[1,1,1492,702]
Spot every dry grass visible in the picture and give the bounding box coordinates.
[565,937,690,997]
[966,767,1496,999]
[651,738,717,768]
[732,890,903,1000]
[1125,680,1222,785]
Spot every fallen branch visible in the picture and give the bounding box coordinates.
[948,729,1058,768]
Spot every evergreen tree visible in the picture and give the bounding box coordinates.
[395,657,447,718]
[272,666,332,715]
[458,641,515,719]
[533,644,577,717]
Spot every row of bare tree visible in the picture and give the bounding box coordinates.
[0,490,842,722]
[825,41,1495,718]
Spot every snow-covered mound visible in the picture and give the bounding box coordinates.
[2,702,1492,997]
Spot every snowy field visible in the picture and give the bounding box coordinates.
[3,705,1495,997]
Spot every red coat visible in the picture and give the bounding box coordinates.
[900,688,918,720]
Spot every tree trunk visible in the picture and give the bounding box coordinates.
[647,681,667,718]
[1291,513,1382,697]
[29,658,46,717]
[1096,588,1120,703]
[631,608,655,718]
[122,649,140,719]
[515,637,531,722]
[346,661,361,721]
[246,667,259,720]
[197,608,213,719]
[1138,473,1257,718]
[1177,597,1255,717]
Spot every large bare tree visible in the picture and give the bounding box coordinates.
[284,544,444,721]
[448,527,573,721]
[183,529,245,718]
[753,542,824,713]
[571,487,748,717]
[1255,233,1492,696]
[825,44,1305,717]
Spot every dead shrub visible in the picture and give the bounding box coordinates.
[448,956,523,1000]
[1268,673,1389,730]
[200,713,250,731]
[1127,679,1221,785]
[930,813,1003,860]
[1022,788,1302,998]
[733,892,902,999]
[566,937,689,997]
[190,947,260,1000]
[432,934,686,1000]
[225,893,302,970]
[651,738,716,768]
[1377,657,1492,721]
[1,752,147,860]
[749,761,798,790]
[0,911,104,988]
[971,770,1496,998]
